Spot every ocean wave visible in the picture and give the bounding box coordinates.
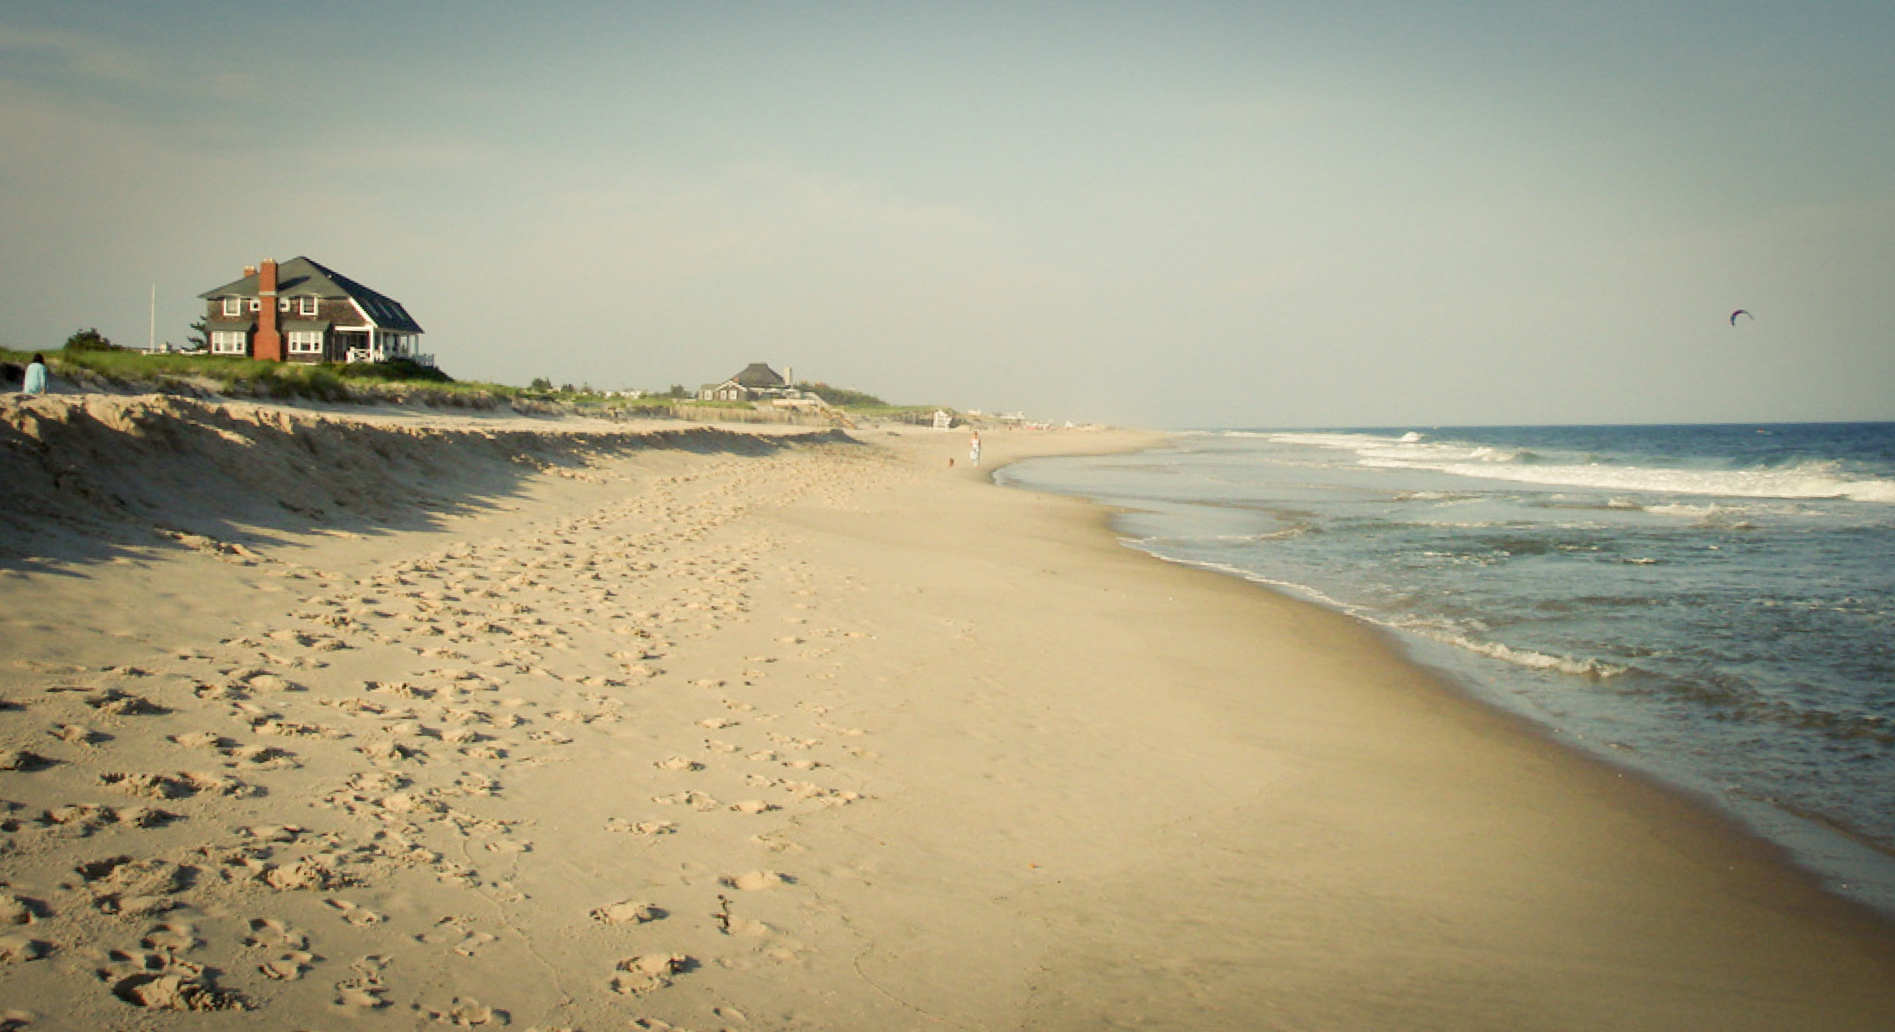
[1128,543,1629,681]
[1266,429,1895,503]
[1419,632,1629,679]
[1368,457,1895,503]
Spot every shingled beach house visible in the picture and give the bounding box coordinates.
[199,257,429,366]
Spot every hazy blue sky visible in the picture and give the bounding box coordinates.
[4,1,1891,428]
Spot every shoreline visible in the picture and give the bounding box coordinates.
[994,435,1895,923]
[1,399,1892,1029]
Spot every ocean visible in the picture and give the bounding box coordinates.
[997,423,1895,913]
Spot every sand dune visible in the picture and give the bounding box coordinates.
[0,395,1891,1030]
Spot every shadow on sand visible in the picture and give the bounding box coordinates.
[0,394,857,571]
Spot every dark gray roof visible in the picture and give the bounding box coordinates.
[731,363,784,388]
[199,256,423,334]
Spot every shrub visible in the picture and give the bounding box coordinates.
[801,382,887,408]
[64,327,121,352]
[339,359,455,384]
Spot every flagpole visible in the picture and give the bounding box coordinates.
[149,284,156,352]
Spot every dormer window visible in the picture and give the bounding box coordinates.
[222,296,243,316]
[299,295,319,316]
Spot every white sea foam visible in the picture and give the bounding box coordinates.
[1465,462,1889,502]
[1262,430,1895,503]
[1356,455,1895,503]
[1134,544,1627,682]
[1418,632,1628,679]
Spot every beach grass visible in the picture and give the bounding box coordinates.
[4,348,945,425]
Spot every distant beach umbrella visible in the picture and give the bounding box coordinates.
[1730,309,1753,325]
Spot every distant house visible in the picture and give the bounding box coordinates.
[198,257,429,365]
[700,362,791,402]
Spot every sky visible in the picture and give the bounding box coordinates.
[3,1,1891,429]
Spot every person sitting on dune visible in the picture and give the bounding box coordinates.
[21,353,48,395]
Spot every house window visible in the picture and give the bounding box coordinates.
[222,297,243,316]
[279,298,291,312]
[248,298,261,312]
[288,331,323,355]
[211,331,248,355]
[299,296,319,316]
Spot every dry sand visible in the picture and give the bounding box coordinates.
[0,394,1891,1031]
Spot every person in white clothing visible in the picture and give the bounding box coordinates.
[21,354,48,395]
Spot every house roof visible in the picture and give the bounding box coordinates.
[200,256,424,334]
[731,363,785,389]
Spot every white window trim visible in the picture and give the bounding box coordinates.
[210,330,247,355]
[248,298,261,312]
[299,295,319,316]
[222,297,243,316]
[288,331,324,355]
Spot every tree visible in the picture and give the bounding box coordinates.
[187,319,208,350]
[529,377,554,392]
[64,327,120,352]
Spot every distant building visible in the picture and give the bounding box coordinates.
[700,362,791,402]
[198,257,429,365]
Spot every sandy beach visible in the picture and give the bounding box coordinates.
[1,395,1892,1031]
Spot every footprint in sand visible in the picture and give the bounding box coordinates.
[263,857,345,891]
[651,791,718,811]
[333,955,390,1010]
[0,749,53,772]
[99,770,255,800]
[258,951,316,981]
[418,916,499,957]
[76,855,186,916]
[605,818,676,835]
[140,921,199,953]
[0,936,47,964]
[49,723,106,747]
[82,689,169,716]
[424,997,506,1026]
[589,899,663,925]
[241,917,309,951]
[323,899,385,926]
[729,800,778,815]
[0,893,45,927]
[609,953,691,996]
[718,871,791,892]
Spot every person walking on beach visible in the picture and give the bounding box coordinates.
[969,429,982,467]
[21,354,48,395]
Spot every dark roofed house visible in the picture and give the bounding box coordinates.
[700,362,790,402]
[199,257,429,365]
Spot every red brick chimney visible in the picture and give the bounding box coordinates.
[254,259,283,361]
